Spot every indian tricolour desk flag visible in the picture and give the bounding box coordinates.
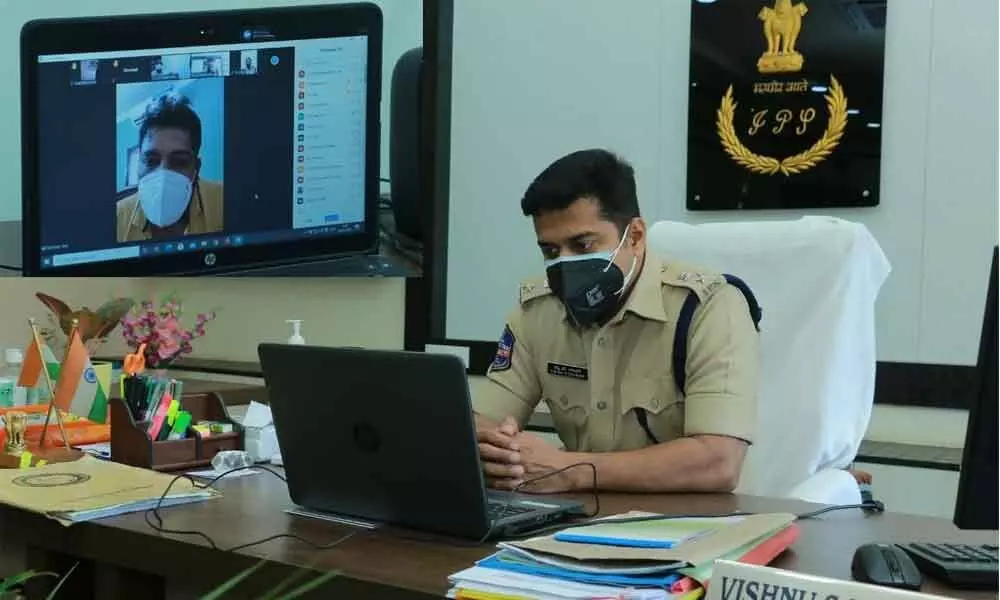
[16,336,61,390]
[51,329,109,424]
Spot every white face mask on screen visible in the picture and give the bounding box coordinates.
[138,168,192,228]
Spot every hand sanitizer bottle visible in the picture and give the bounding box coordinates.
[286,320,305,345]
[1,348,27,407]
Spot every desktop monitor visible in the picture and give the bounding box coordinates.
[20,4,382,276]
[953,246,998,530]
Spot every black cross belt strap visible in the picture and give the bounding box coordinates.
[635,274,762,445]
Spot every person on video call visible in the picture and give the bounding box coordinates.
[473,149,760,495]
[117,93,223,242]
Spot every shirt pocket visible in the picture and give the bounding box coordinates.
[619,375,684,446]
[541,379,590,451]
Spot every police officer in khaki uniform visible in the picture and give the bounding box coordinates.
[474,149,759,495]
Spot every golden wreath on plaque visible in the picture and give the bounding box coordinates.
[716,0,849,178]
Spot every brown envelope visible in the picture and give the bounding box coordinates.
[0,455,217,525]
[507,512,796,566]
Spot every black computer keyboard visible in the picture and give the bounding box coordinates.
[486,501,536,520]
[897,543,998,589]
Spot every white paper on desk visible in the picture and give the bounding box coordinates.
[62,495,214,523]
[75,442,111,459]
[448,567,672,600]
[496,542,684,575]
[187,468,259,480]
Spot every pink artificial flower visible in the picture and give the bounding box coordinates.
[158,316,180,333]
[120,295,214,365]
[156,336,181,360]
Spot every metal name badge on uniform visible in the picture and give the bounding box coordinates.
[546,362,589,381]
[489,325,515,372]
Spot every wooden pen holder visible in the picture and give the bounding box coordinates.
[110,392,245,472]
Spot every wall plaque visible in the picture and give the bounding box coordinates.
[686,0,887,210]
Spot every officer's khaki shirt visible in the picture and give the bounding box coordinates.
[473,252,759,452]
[116,179,225,243]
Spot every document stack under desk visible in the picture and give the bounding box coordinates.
[447,512,800,600]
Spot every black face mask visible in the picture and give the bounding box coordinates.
[545,256,628,327]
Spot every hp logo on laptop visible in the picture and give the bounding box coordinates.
[204,253,217,266]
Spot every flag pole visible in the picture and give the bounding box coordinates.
[32,317,72,451]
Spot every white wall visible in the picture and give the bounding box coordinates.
[855,461,961,519]
[0,0,423,223]
[0,277,406,365]
[447,0,999,367]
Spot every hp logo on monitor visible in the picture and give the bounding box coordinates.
[204,253,217,266]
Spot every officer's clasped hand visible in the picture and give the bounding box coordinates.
[477,416,525,488]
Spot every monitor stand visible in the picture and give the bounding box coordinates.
[0,221,21,276]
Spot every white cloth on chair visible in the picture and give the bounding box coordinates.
[647,216,890,501]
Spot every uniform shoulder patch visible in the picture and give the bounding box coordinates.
[489,324,516,372]
[660,262,726,301]
[518,276,553,305]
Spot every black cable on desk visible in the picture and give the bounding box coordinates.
[609,500,884,525]
[0,264,21,272]
[375,463,883,546]
[477,461,600,544]
[525,499,886,534]
[333,462,603,550]
[144,465,359,553]
[145,462,884,551]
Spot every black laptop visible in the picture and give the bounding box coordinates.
[257,344,583,540]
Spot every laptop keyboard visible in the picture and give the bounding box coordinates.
[487,500,536,520]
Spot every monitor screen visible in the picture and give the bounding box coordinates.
[953,246,998,530]
[21,5,382,275]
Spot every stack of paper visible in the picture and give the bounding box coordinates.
[447,512,800,600]
[551,515,746,549]
[0,455,217,525]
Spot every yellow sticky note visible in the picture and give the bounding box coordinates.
[18,452,32,469]
[166,400,180,425]
[35,459,47,467]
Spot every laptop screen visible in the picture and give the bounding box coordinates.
[31,32,369,271]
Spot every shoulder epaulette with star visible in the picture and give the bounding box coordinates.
[659,263,727,302]
[518,276,554,305]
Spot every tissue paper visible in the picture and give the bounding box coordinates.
[241,401,280,463]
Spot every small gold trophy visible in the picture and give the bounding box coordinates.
[0,317,84,468]
[2,411,28,456]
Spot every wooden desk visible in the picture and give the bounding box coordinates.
[0,471,995,600]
